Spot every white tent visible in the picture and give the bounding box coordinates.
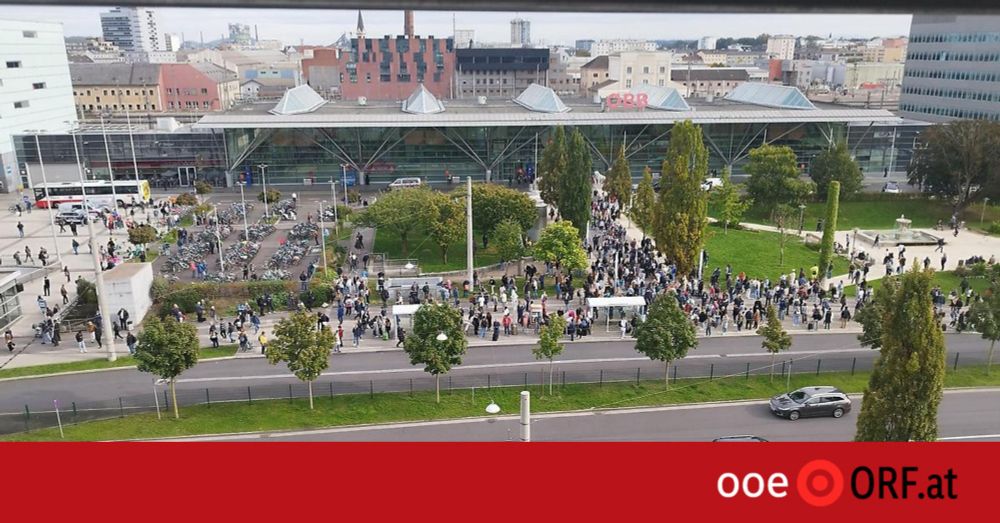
[586,296,647,331]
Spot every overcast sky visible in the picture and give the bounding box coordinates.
[0,5,912,45]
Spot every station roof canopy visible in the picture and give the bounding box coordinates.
[196,86,900,129]
[269,84,326,115]
[724,83,816,110]
[633,84,690,112]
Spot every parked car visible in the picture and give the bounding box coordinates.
[387,177,422,190]
[701,177,723,191]
[712,435,769,442]
[882,181,900,194]
[769,386,852,421]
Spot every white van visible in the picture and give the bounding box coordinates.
[387,177,422,190]
[56,202,103,225]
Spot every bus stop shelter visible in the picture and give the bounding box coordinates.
[586,296,647,331]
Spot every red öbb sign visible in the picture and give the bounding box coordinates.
[606,92,649,110]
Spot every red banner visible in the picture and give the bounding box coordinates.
[4,443,990,519]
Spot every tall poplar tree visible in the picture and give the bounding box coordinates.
[855,269,946,442]
[817,180,840,285]
[653,120,709,276]
[604,145,632,207]
[538,126,567,207]
[628,166,656,237]
[559,128,593,239]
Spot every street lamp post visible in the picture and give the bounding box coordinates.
[124,105,143,204]
[237,181,250,241]
[258,163,269,218]
[69,124,118,362]
[318,201,328,270]
[98,112,120,216]
[798,204,806,235]
[330,177,339,233]
[213,204,225,274]
[340,164,349,205]
[32,132,64,268]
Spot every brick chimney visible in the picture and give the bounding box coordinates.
[404,10,414,38]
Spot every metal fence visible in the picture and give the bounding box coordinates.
[0,349,986,437]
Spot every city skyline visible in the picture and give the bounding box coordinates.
[0,5,911,46]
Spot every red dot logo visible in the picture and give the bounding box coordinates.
[797,459,845,507]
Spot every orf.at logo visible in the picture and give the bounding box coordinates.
[796,459,845,507]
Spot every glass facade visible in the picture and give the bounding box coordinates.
[13,129,227,189]
[0,276,22,332]
[14,119,924,190]
[224,120,928,186]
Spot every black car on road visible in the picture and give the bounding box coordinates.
[769,386,852,421]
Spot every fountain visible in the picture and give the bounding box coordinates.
[857,214,941,247]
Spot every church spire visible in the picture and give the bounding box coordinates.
[356,10,365,38]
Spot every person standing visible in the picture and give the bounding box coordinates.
[4,330,13,353]
[43,276,51,297]
[71,239,80,255]
[258,330,268,355]
[941,253,947,271]
[63,266,70,282]
[75,330,86,353]
[16,221,24,238]
[395,326,405,348]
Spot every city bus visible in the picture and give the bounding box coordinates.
[32,180,152,210]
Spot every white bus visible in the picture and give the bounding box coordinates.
[32,180,152,210]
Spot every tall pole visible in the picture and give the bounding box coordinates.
[330,178,339,233]
[519,390,531,442]
[466,176,473,287]
[319,201,328,269]
[532,132,538,192]
[125,106,142,203]
[341,164,349,205]
[99,113,120,216]
[70,126,118,362]
[34,133,64,267]
[213,204,224,274]
[258,163,269,218]
[238,182,250,240]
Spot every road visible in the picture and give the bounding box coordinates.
[191,388,1000,442]
[0,333,990,418]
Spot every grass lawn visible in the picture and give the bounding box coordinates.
[372,229,501,273]
[0,345,237,380]
[704,225,850,281]
[712,198,955,232]
[5,365,999,441]
[844,270,994,297]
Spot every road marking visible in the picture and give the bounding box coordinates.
[176,348,874,384]
[937,434,1000,441]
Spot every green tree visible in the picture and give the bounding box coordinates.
[773,204,795,266]
[492,218,524,263]
[257,188,281,204]
[907,119,1000,208]
[855,277,899,350]
[855,269,946,442]
[810,141,863,198]
[817,180,840,285]
[134,316,200,419]
[265,311,335,409]
[194,180,213,195]
[174,193,198,206]
[710,167,751,234]
[634,292,698,386]
[604,145,632,207]
[533,313,567,395]
[403,303,467,403]
[533,221,588,274]
[128,224,157,250]
[559,129,594,238]
[426,192,466,264]
[538,126,568,207]
[967,282,1000,374]
[628,167,656,237]
[744,144,815,218]
[653,120,709,276]
[758,304,791,382]
[463,183,537,235]
[354,186,431,257]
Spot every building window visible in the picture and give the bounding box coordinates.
[32,82,46,89]
[658,79,664,86]
[96,96,101,102]
[6,61,22,68]
[167,88,173,94]
[169,101,175,109]
[86,89,91,96]
[203,101,210,108]
[201,88,208,95]
[151,104,156,110]
[643,66,649,74]
[22,30,37,38]
[13,100,29,109]
[626,66,632,74]
[366,72,371,83]
[659,66,665,73]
